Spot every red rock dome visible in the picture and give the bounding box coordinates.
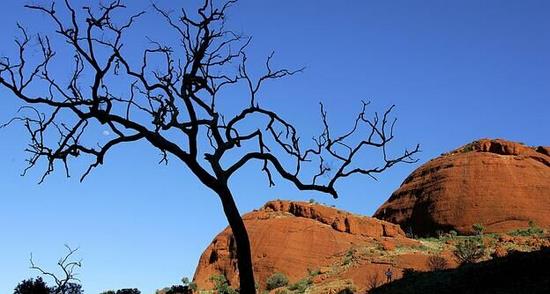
[192,200,425,292]
[374,139,550,236]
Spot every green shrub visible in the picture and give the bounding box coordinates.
[342,248,357,265]
[462,143,475,153]
[453,238,485,264]
[307,267,321,277]
[472,223,485,235]
[210,274,237,294]
[509,221,545,237]
[266,272,289,290]
[287,278,312,293]
[449,230,458,238]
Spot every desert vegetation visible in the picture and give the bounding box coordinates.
[265,272,289,291]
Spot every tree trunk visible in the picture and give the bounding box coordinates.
[216,185,256,294]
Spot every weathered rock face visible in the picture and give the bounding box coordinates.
[192,200,424,292]
[374,139,550,236]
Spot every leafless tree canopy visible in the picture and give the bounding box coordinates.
[30,245,82,294]
[367,271,382,290]
[0,0,418,197]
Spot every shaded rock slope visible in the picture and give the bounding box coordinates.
[374,138,550,236]
[371,248,550,294]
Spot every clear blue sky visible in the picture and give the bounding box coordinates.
[0,0,548,293]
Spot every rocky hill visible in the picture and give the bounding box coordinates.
[374,139,550,236]
[192,200,433,293]
[191,199,549,293]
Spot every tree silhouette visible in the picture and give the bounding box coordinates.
[0,1,419,292]
[13,277,51,294]
[29,245,82,294]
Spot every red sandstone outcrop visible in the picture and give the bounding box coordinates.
[374,139,550,236]
[192,200,427,292]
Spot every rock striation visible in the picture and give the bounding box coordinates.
[374,139,550,236]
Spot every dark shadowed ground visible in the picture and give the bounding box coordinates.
[371,248,550,294]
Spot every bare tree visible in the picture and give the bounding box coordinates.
[0,1,419,292]
[367,271,382,291]
[29,245,82,294]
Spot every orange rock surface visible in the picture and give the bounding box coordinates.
[374,139,550,236]
[192,200,429,292]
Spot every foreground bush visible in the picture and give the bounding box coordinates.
[210,275,237,294]
[427,254,448,271]
[454,238,485,264]
[510,221,545,237]
[266,272,289,290]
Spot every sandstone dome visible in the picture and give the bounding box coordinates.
[192,200,429,292]
[374,139,550,236]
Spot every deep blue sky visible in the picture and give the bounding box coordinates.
[0,0,548,293]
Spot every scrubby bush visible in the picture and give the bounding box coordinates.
[13,277,51,294]
[453,238,485,264]
[266,272,289,290]
[287,278,312,293]
[472,223,485,235]
[210,275,237,294]
[427,254,448,271]
[307,267,321,277]
[342,248,357,265]
[165,285,187,294]
[510,221,545,237]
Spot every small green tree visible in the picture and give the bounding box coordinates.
[266,272,289,290]
[210,275,237,294]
